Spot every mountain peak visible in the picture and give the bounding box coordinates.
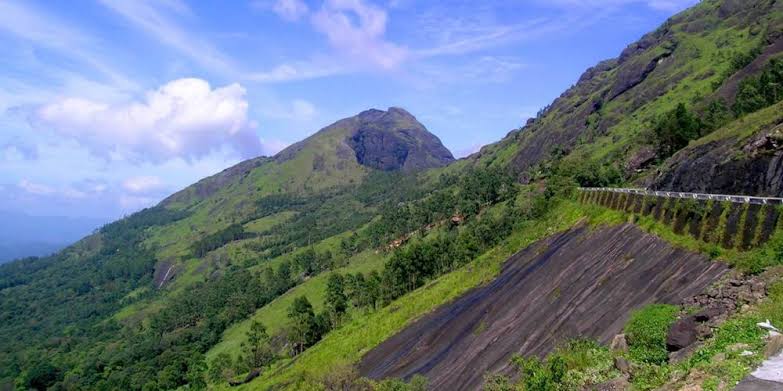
[347,107,454,171]
[356,107,414,122]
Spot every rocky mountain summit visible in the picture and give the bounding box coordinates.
[348,107,455,172]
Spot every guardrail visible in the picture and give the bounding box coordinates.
[577,187,781,249]
[579,187,783,205]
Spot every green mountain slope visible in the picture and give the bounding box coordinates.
[0,107,455,390]
[475,0,783,192]
[4,1,783,390]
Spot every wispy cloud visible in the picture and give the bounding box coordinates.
[122,176,165,194]
[247,60,346,82]
[310,0,408,70]
[541,0,697,12]
[273,0,310,21]
[98,0,241,79]
[0,1,138,91]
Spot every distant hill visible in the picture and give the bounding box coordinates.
[0,211,104,263]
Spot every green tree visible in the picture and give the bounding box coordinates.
[20,361,60,391]
[185,357,207,390]
[241,321,274,369]
[653,103,703,158]
[702,99,731,131]
[287,296,318,355]
[207,352,235,383]
[734,78,767,115]
[325,273,348,327]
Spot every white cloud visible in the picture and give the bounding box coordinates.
[273,0,310,21]
[122,176,165,194]
[18,179,87,199]
[248,61,346,82]
[291,99,317,119]
[414,56,525,87]
[32,78,263,163]
[256,98,319,123]
[259,138,290,155]
[18,179,55,196]
[119,194,159,210]
[311,0,408,70]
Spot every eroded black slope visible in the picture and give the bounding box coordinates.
[359,224,728,390]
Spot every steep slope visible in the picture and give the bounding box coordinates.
[346,108,454,171]
[0,107,453,390]
[473,0,783,190]
[357,224,727,390]
[163,107,452,209]
[237,2,783,389]
[139,107,451,283]
[5,0,783,389]
[651,98,783,196]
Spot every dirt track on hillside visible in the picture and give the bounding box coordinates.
[358,223,728,390]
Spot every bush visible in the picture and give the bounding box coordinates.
[653,103,703,158]
[512,354,568,391]
[702,99,731,132]
[625,304,679,365]
[733,58,783,116]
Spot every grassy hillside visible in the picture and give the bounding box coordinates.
[0,108,454,390]
[238,195,783,389]
[3,1,783,390]
[475,0,783,188]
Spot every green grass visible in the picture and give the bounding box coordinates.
[231,196,777,389]
[625,304,680,365]
[691,100,783,147]
[243,211,296,234]
[206,249,387,362]
[235,199,588,390]
[578,198,783,273]
[632,271,783,390]
[546,20,768,172]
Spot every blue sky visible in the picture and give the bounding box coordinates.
[0,0,697,219]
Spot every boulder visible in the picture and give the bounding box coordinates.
[611,334,629,352]
[614,356,631,375]
[228,368,261,387]
[590,377,631,391]
[765,334,783,358]
[667,317,699,351]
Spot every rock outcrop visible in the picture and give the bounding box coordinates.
[652,121,783,196]
[347,108,455,172]
[359,223,728,391]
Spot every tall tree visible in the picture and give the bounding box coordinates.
[287,296,318,355]
[325,273,347,327]
[241,321,274,369]
[653,103,702,158]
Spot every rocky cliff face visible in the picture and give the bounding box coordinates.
[347,108,454,171]
[651,104,783,196]
[471,0,783,187]
[359,224,727,390]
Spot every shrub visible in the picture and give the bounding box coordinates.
[625,304,679,365]
[652,103,703,158]
[733,58,783,116]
